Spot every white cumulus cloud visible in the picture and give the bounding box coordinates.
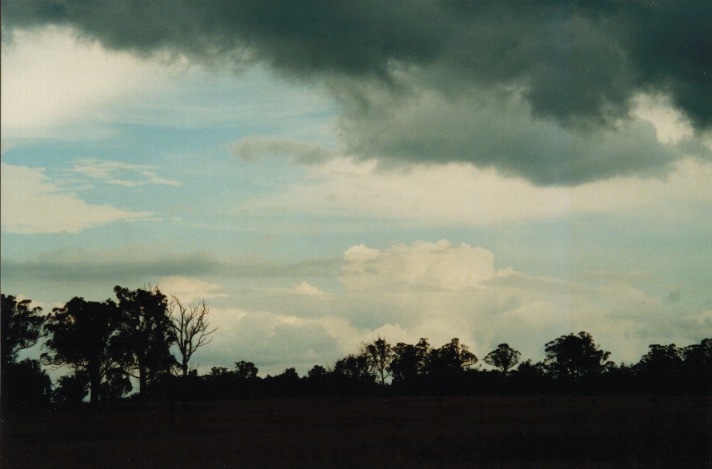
[340,240,503,291]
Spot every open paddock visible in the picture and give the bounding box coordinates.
[3,395,710,467]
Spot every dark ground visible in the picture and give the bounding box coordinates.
[2,395,710,468]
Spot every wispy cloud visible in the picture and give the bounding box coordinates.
[0,163,151,234]
[71,159,182,187]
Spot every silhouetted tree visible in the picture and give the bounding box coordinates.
[235,360,259,380]
[361,337,393,385]
[1,294,44,366]
[637,344,682,374]
[168,296,217,379]
[516,359,546,377]
[4,359,52,406]
[390,338,430,385]
[635,343,684,391]
[1,294,48,408]
[279,367,299,380]
[307,365,329,379]
[682,338,712,391]
[484,343,521,374]
[102,371,133,401]
[53,372,89,404]
[168,296,216,405]
[544,332,612,382]
[211,366,229,376]
[682,338,712,370]
[426,338,477,377]
[334,354,374,383]
[303,364,332,395]
[44,297,126,406]
[114,286,175,400]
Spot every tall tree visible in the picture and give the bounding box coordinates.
[544,331,612,381]
[1,294,51,408]
[682,338,712,391]
[426,338,478,377]
[168,296,217,379]
[484,343,521,375]
[390,338,430,385]
[1,294,44,366]
[234,360,259,380]
[307,365,329,380]
[636,343,683,375]
[361,337,393,386]
[43,297,125,405]
[682,338,712,370]
[114,286,175,399]
[334,354,374,383]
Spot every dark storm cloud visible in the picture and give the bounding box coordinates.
[3,0,711,183]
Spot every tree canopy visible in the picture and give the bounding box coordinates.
[484,343,521,374]
[1,294,44,366]
[44,297,126,405]
[544,331,612,381]
[114,285,175,399]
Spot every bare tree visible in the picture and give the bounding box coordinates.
[169,296,217,379]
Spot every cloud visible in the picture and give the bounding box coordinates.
[1,247,221,284]
[1,247,340,284]
[210,240,696,366]
[0,163,151,233]
[335,83,705,185]
[235,155,712,226]
[193,240,708,369]
[340,240,503,292]
[293,281,325,297]
[204,308,342,375]
[1,26,330,141]
[5,238,708,373]
[3,1,710,183]
[233,137,334,165]
[0,26,169,140]
[70,159,182,187]
[331,241,711,364]
[157,276,227,303]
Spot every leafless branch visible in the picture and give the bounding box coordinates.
[168,295,218,378]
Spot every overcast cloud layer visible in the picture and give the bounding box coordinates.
[3,0,711,184]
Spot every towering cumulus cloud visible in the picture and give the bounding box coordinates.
[4,0,709,184]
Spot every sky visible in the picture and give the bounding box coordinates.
[1,1,711,376]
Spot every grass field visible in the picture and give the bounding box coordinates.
[2,395,710,467]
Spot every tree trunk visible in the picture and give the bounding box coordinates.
[89,362,101,408]
[139,360,147,404]
[181,359,189,410]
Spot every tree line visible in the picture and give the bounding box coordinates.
[1,287,213,408]
[1,289,710,409]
